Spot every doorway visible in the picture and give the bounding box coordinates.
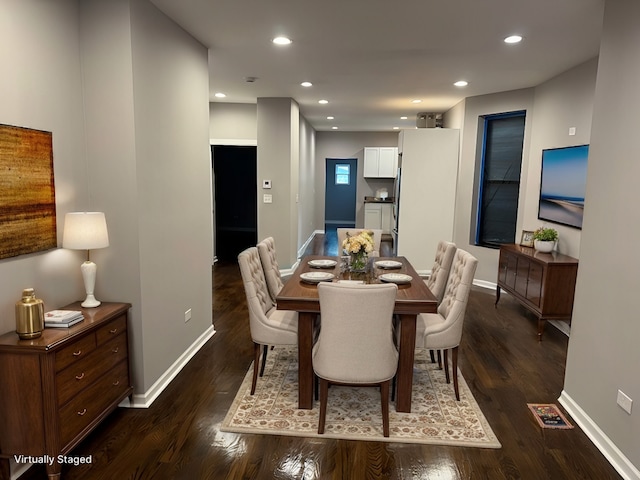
[324,158,357,251]
[212,145,257,261]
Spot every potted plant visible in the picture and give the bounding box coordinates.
[533,227,558,253]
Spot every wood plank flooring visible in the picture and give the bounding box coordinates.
[18,236,622,479]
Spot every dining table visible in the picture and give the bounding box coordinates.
[275,255,438,413]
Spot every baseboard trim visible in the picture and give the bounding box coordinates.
[559,390,640,480]
[123,326,216,409]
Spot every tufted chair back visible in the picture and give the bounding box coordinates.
[425,241,456,303]
[257,237,284,302]
[429,249,478,348]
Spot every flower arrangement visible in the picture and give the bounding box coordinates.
[533,227,558,242]
[342,230,375,272]
[342,230,375,255]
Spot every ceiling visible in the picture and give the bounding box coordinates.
[149,0,604,132]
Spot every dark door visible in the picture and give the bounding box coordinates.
[212,145,257,261]
[324,158,357,233]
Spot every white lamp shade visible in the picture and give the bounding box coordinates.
[62,212,110,250]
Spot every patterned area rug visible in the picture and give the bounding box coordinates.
[221,346,501,448]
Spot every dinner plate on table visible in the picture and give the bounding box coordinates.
[300,272,335,283]
[374,260,403,269]
[308,259,338,268]
[379,273,413,284]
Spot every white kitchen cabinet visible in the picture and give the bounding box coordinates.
[364,147,397,178]
[364,203,393,233]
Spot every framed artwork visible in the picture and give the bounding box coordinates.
[0,124,57,259]
[520,230,534,247]
[538,145,589,229]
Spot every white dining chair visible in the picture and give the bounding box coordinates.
[238,246,298,395]
[424,240,457,303]
[314,282,398,437]
[415,249,478,401]
[257,236,284,303]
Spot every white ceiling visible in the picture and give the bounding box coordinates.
[149,0,604,132]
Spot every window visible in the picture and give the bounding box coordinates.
[335,164,350,185]
[475,111,526,247]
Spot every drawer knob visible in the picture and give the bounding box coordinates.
[113,380,120,386]
[109,328,118,334]
[112,347,119,353]
[72,350,82,357]
[75,373,85,380]
[77,408,87,416]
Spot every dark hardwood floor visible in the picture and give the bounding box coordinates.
[18,235,621,479]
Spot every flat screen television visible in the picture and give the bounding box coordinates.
[538,144,589,229]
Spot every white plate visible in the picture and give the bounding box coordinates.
[374,260,403,269]
[379,273,413,284]
[300,272,335,283]
[308,259,338,268]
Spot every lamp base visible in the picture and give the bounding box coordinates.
[81,294,101,308]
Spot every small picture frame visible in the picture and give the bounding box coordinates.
[520,230,535,247]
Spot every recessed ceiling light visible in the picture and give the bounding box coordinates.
[504,35,523,44]
[327,116,334,120]
[393,127,400,130]
[412,99,422,104]
[400,116,408,120]
[301,81,313,87]
[332,126,339,130]
[272,36,292,45]
[454,80,469,87]
[318,99,329,104]
[214,92,226,98]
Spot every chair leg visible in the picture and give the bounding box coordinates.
[437,350,442,369]
[318,378,329,434]
[314,373,319,402]
[259,344,268,377]
[452,346,460,401]
[381,380,390,437]
[443,349,450,384]
[391,375,396,402]
[429,349,436,363]
[251,343,261,395]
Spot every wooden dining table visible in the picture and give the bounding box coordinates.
[275,255,437,413]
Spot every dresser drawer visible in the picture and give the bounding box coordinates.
[59,360,130,447]
[96,315,127,345]
[56,334,129,407]
[55,334,97,372]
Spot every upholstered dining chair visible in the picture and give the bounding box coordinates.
[257,236,284,303]
[336,228,383,257]
[238,246,298,395]
[415,249,478,401]
[314,282,398,437]
[424,240,457,303]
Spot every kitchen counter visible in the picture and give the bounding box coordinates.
[364,196,394,203]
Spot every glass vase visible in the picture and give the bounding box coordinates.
[349,251,368,272]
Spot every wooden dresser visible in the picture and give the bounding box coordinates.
[0,302,132,480]
[495,244,578,340]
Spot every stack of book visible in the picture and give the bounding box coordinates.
[44,310,85,328]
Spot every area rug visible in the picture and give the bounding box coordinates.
[528,403,574,429]
[221,346,501,448]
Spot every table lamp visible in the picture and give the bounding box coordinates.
[62,212,110,308]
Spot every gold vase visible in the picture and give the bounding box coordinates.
[15,288,45,339]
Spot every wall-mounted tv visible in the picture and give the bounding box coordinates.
[538,144,589,229]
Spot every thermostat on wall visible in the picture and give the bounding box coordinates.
[262,180,272,189]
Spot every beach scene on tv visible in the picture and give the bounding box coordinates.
[538,145,589,229]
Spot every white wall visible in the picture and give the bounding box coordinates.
[0,0,87,335]
[298,115,317,254]
[563,0,640,475]
[209,102,257,141]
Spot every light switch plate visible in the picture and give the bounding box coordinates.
[263,194,273,204]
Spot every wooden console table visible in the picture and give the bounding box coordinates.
[0,302,132,480]
[495,244,578,340]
